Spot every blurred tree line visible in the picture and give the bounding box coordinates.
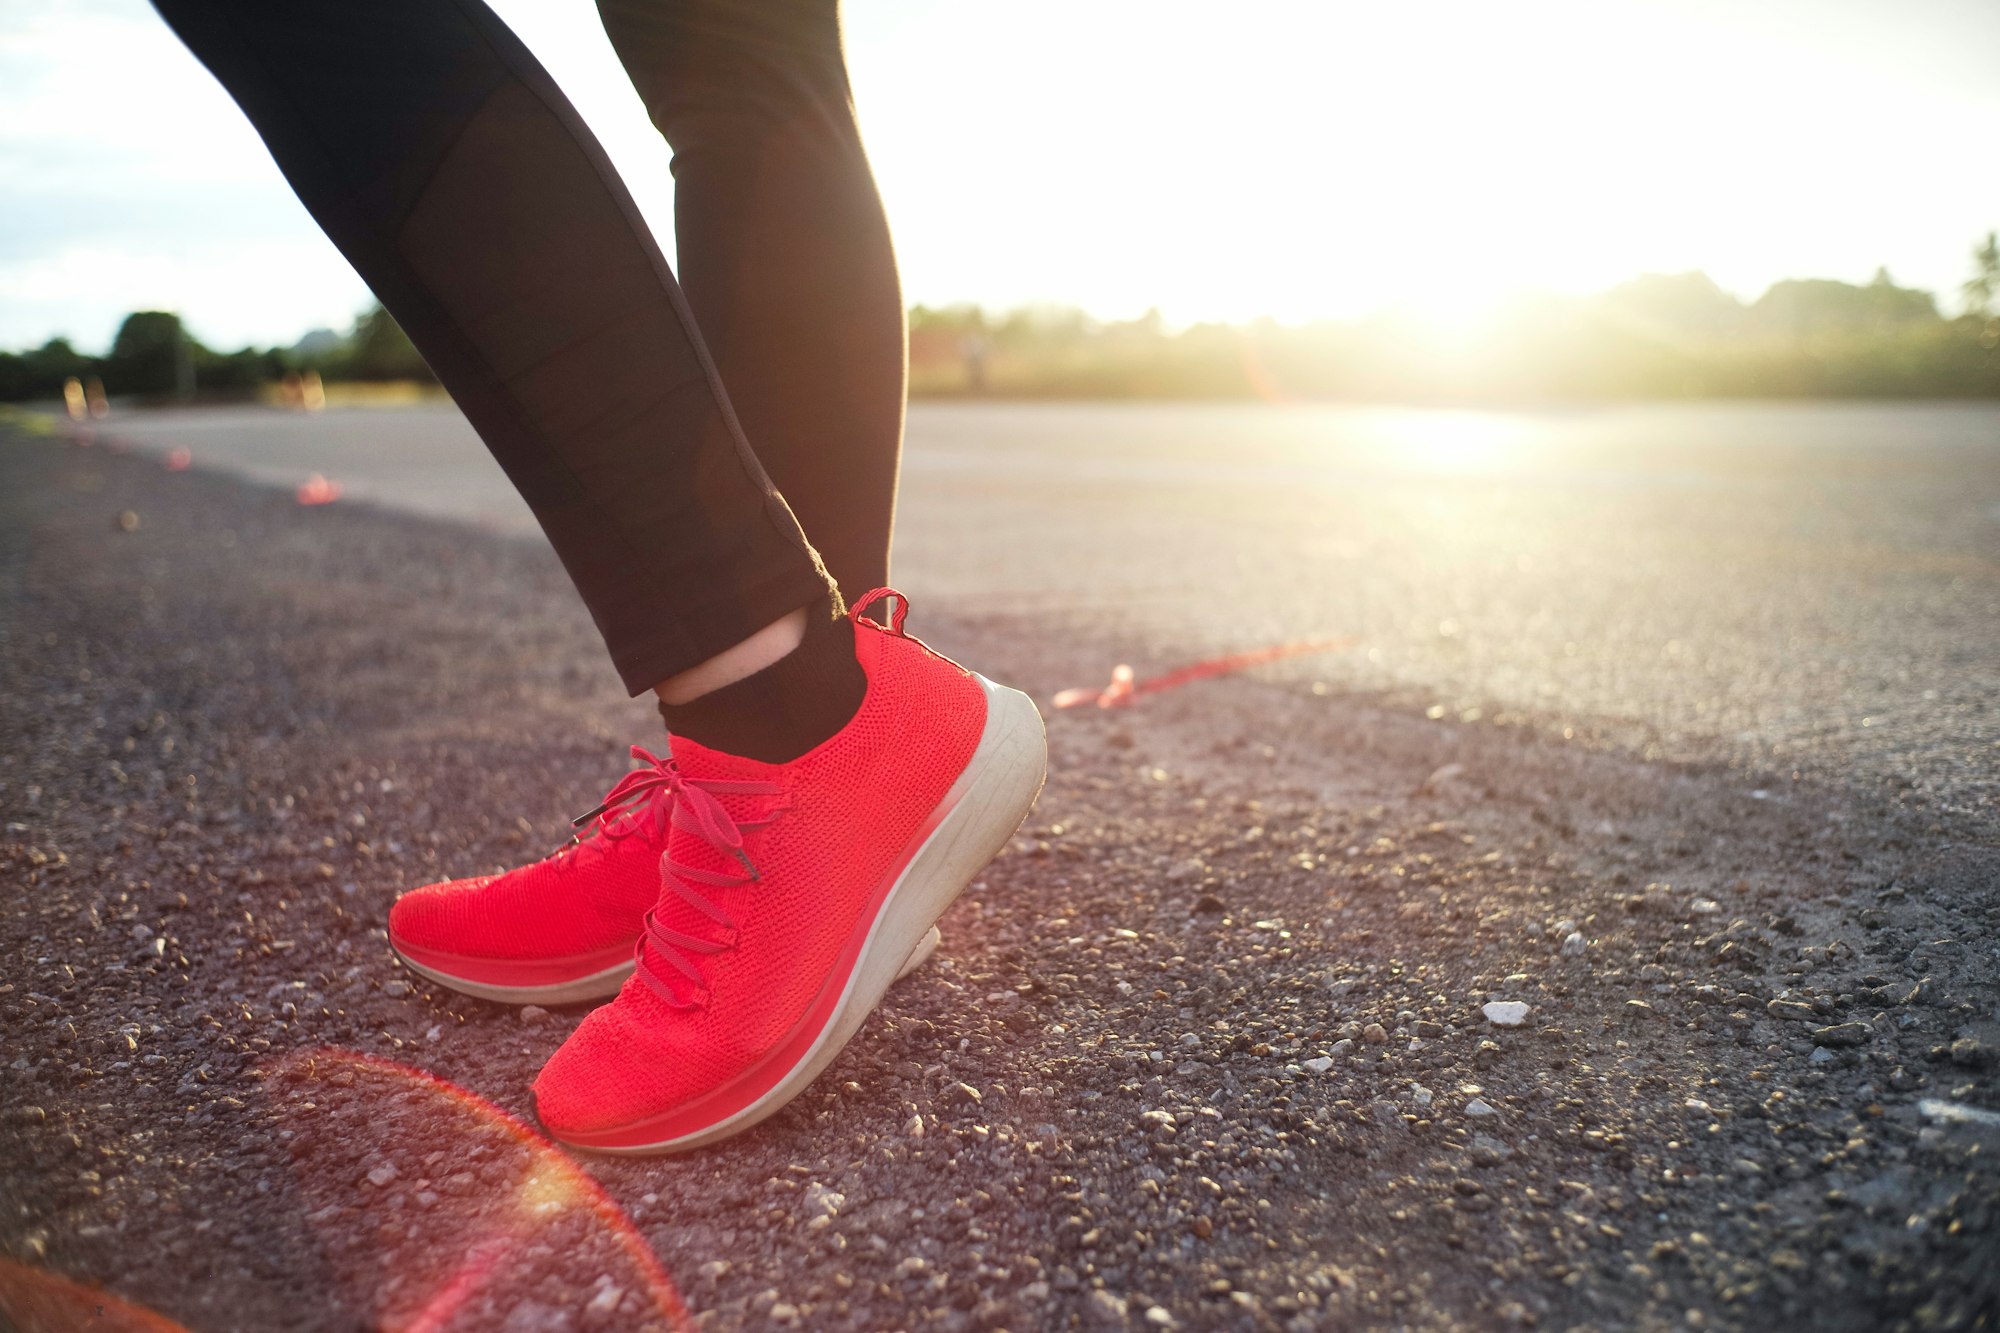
[909,237,2000,402]
[5,236,1997,404]
[0,303,435,404]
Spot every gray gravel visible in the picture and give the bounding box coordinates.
[83,399,2000,827]
[2,419,1997,1331]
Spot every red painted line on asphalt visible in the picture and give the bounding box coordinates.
[1053,637,1354,709]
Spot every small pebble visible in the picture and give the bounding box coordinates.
[1303,1057,1333,1074]
[1560,932,1588,958]
[1088,1290,1129,1324]
[1465,1098,1498,1117]
[518,1005,550,1025]
[1482,1001,1530,1027]
[1948,1037,1994,1069]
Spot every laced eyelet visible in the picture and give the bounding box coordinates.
[634,773,783,1005]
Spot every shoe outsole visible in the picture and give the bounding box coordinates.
[393,925,944,1007]
[390,949,636,1007]
[549,673,1047,1155]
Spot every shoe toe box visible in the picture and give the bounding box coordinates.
[532,990,759,1139]
[386,874,502,955]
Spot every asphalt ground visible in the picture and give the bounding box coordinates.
[2,409,1998,1332]
[76,399,2000,832]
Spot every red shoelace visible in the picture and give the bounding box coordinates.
[554,745,679,868]
[627,763,783,1009]
[562,745,785,1005]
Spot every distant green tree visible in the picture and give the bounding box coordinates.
[1963,231,1999,318]
[1751,275,1938,336]
[193,344,284,392]
[288,327,345,369]
[105,311,199,398]
[0,337,97,402]
[340,303,435,381]
[1599,272,1743,338]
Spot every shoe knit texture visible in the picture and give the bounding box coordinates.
[534,607,986,1136]
[388,750,675,967]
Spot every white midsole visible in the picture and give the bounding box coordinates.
[391,952,636,1006]
[585,673,1047,1155]
[393,925,944,1008]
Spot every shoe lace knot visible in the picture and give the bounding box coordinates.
[555,745,678,867]
[633,765,784,1009]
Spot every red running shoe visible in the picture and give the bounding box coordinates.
[532,589,1047,1153]
[388,747,946,1005]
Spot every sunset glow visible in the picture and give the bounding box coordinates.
[2,0,1996,348]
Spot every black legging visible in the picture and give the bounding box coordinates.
[151,0,904,694]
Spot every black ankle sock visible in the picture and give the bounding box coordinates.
[657,598,865,763]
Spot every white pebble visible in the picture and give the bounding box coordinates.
[1303,1057,1333,1074]
[1560,931,1588,957]
[1482,1000,1530,1026]
[1465,1098,1498,1117]
[1088,1290,1130,1324]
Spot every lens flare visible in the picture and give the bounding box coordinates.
[265,1047,690,1332]
[0,1258,193,1333]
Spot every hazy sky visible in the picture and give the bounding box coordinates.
[4,0,1997,352]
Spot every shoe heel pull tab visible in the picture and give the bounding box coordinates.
[850,587,908,635]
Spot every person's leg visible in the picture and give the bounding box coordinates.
[597,0,904,602]
[150,0,839,697]
[154,0,1046,1154]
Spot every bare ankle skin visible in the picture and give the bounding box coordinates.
[653,606,809,706]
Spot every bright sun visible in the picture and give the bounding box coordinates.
[3,0,1995,349]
